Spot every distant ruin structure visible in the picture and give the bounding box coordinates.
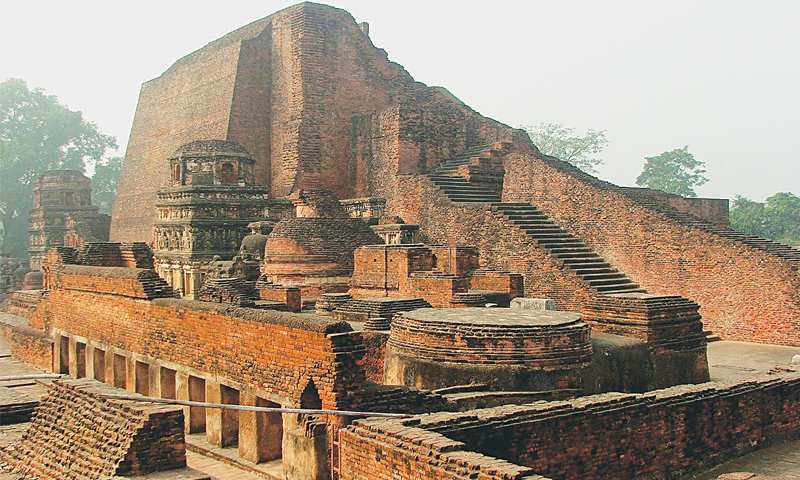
[28,170,110,270]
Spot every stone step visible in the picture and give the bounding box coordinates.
[548,246,592,254]
[491,202,533,208]
[495,207,542,214]
[443,189,498,196]
[433,166,466,173]
[565,261,613,269]
[704,330,722,342]
[561,258,605,266]
[437,186,499,194]
[447,192,501,198]
[509,219,556,226]
[507,214,551,221]
[586,277,637,286]
[553,251,600,259]
[428,174,469,180]
[439,186,500,195]
[519,225,563,232]
[428,178,470,185]
[492,204,539,210]
[530,235,577,243]
[437,158,471,165]
[595,283,642,292]
[509,215,552,222]
[521,228,566,235]
[579,272,627,280]
[542,239,585,245]
[448,196,502,203]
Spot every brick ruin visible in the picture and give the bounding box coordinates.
[340,371,800,480]
[107,2,800,346]
[153,140,274,298]
[2,379,188,479]
[0,2,798,480]
[28,170,110,271]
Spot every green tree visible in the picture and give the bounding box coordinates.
[523,122,608,173]
[729,192,800,246]
[635,146,708,197]
[764,192,800,244]
[92,156,123,214]
[0,78,117,258]
[729,195,768,236]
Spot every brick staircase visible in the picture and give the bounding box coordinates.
[427,146,645,295]
[426,145,502,203]
[627,193,800,267]
[491,203,645,294]
[427,145,494,175]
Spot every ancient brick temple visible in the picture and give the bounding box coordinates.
[110,2,800,345]
[28,170,110,270]
[1,3,799,480]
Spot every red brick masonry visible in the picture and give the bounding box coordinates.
[340,370,800,480]
[1,379,186,478]
[37,265,367,409]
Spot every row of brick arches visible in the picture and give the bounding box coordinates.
[52,331,313,469]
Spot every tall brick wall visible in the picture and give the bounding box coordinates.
[112,27,245,241]
[620,187,729,226]
[340,371,800,480]
[502,152,800,345]
[38,267,366,408]
[113,2,513,242]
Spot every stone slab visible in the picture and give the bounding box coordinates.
[401,307,580,327]
[510,297,556,311]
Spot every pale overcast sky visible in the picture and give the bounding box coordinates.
[1,1,797,201]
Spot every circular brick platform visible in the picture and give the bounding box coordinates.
[385,308,592,391]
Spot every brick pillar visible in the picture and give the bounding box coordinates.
[67,338,77,377]
[148,364,161,397]
[125,357,136,393]
[206,381,239,447]
[239,393,283,463]
[85,345,95,380]
[71,341,86,378]
[104,350,115,386]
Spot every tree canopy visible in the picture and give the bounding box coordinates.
[730,192,800,246]
[0,78,117,257]
[92,156,123,214]
[635,146,708,197]
[522,122,608,174]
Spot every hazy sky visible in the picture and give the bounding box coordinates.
[2,1,798,201]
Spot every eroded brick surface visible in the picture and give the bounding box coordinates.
[341,371,800,480]
[1,379,186,479]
